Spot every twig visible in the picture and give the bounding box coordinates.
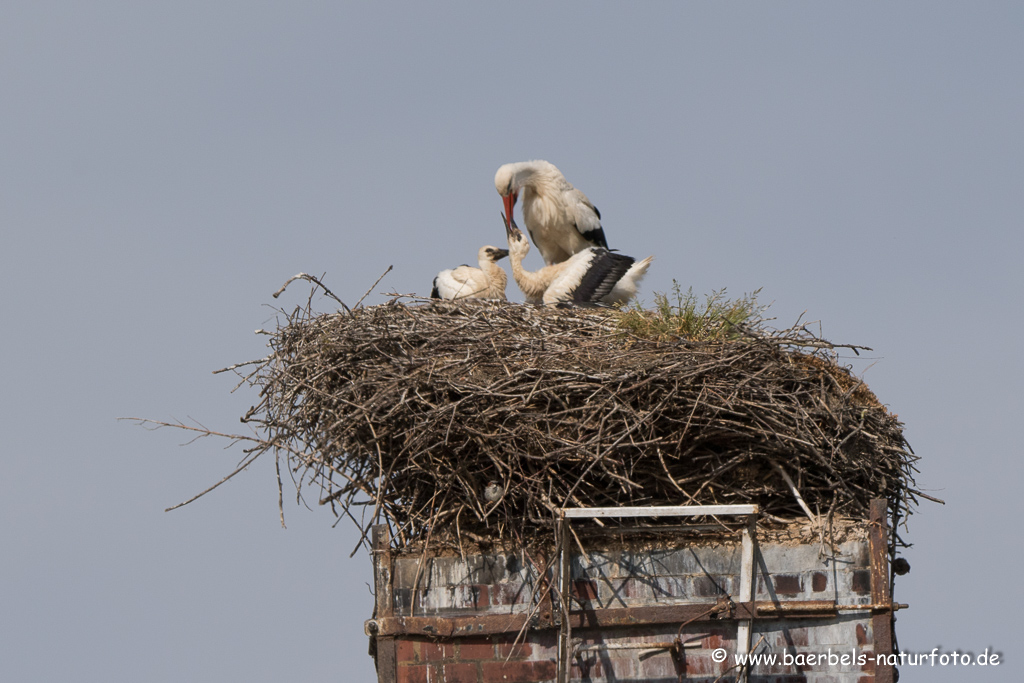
[272,272,351,314]
[353,265,393,310]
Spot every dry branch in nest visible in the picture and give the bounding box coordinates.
[211,293,923,553]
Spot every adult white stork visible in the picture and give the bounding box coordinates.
[431,245,509,300]
[504,215,651,306]
[495,160,608,266]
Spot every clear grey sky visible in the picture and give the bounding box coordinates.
[2,3,1020,681]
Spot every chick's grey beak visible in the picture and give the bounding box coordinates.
[501,212,521,239]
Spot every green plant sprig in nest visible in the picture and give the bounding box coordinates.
[616,282,768,342]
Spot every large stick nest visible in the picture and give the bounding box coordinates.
[234,296,922,550]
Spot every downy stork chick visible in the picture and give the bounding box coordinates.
[495,160,608,266]
[431,246,509,300]
[504,215,651,307]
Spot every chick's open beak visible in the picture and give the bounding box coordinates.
[501,212,522,239]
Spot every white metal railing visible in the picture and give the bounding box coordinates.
[555,504,759,683]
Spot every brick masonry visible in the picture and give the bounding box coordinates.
[375,527,886,682]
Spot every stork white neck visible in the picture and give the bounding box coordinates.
[476,246,508,297]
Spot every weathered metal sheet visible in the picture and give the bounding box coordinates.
[371,526,397,683]
[870,499,895,683]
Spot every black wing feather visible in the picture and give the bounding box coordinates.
[583,225,609,250]
[575,209,609,249]
[571,249,634,304]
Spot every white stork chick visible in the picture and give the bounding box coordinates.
[431,245,509,300]
[504,215,651,307]
[495,160,608,266]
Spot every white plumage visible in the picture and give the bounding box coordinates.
[504,216,651,306]
[431,245,509,300]
[495,160,608,266]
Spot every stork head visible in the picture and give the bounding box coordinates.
[494,163,519,230]
[502,212,530,259]
[478,245,509,263]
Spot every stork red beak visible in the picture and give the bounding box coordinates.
[502,191,517,229]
